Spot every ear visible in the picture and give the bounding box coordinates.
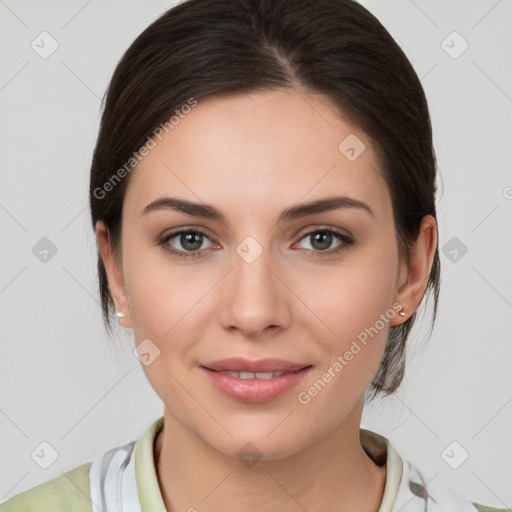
[95,220,132,329]
[389,214,437,326]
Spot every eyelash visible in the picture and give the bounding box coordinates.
[157,227,354,260]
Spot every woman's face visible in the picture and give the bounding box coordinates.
[102,88,410,458]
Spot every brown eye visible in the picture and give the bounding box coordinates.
[158,229,216,259]
[176,231,205,251]
[296,228,354,256]
[308,231,335,251]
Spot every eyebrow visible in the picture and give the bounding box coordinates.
[141,195,374,223]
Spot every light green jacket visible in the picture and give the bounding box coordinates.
[1,416,509,511]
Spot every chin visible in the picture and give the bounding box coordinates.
[198,415,314,463]
[213,435,305,463]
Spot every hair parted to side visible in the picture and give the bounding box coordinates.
[89,0,441,402]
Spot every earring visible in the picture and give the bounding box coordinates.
[398,306,407,317]
[116,311,126,318]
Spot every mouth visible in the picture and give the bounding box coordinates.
[205,369,303,379]
[201,357,310,373]
[200,358,312,403]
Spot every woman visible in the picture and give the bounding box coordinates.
[1,0,507,511]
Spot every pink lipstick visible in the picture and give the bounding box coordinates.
[201,358,312,403]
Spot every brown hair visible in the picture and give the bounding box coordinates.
[89,0,441,402]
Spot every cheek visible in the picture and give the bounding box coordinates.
[127,270,200,340]
[305,240,399,345]
[123,253,213,408]
[294,264,396,425]
[294,236,399,405]
[123,244,219,360]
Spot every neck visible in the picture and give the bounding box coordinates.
[154,403,386,512]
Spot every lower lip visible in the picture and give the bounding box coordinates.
[201,366,311,403]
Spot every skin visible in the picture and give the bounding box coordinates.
[96,88,437,512]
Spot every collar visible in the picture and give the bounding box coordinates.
[134,417,403,512]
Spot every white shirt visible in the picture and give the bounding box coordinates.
[88,416,492,512]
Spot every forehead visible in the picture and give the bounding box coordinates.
[124,89,390,221]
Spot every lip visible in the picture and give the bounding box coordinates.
[201,358,312,403]
[202,357,309,373]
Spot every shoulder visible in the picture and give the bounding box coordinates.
[399,458,512,512]
[0,417,165,512]
[472,505,512,512]
[0,462,92,512]
[361,428,511,512]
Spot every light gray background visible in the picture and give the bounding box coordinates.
[1,0,511,507]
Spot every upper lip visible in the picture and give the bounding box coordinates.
[202,358,311,373]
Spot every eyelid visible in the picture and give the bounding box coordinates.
[159,225,217,241]
[158,226,219,249]
[158,224,353,258]
[159,225,350,244]
[296,224,353,239]
[292,226,353,251]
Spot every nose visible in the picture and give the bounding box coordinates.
[218,243,292,340]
